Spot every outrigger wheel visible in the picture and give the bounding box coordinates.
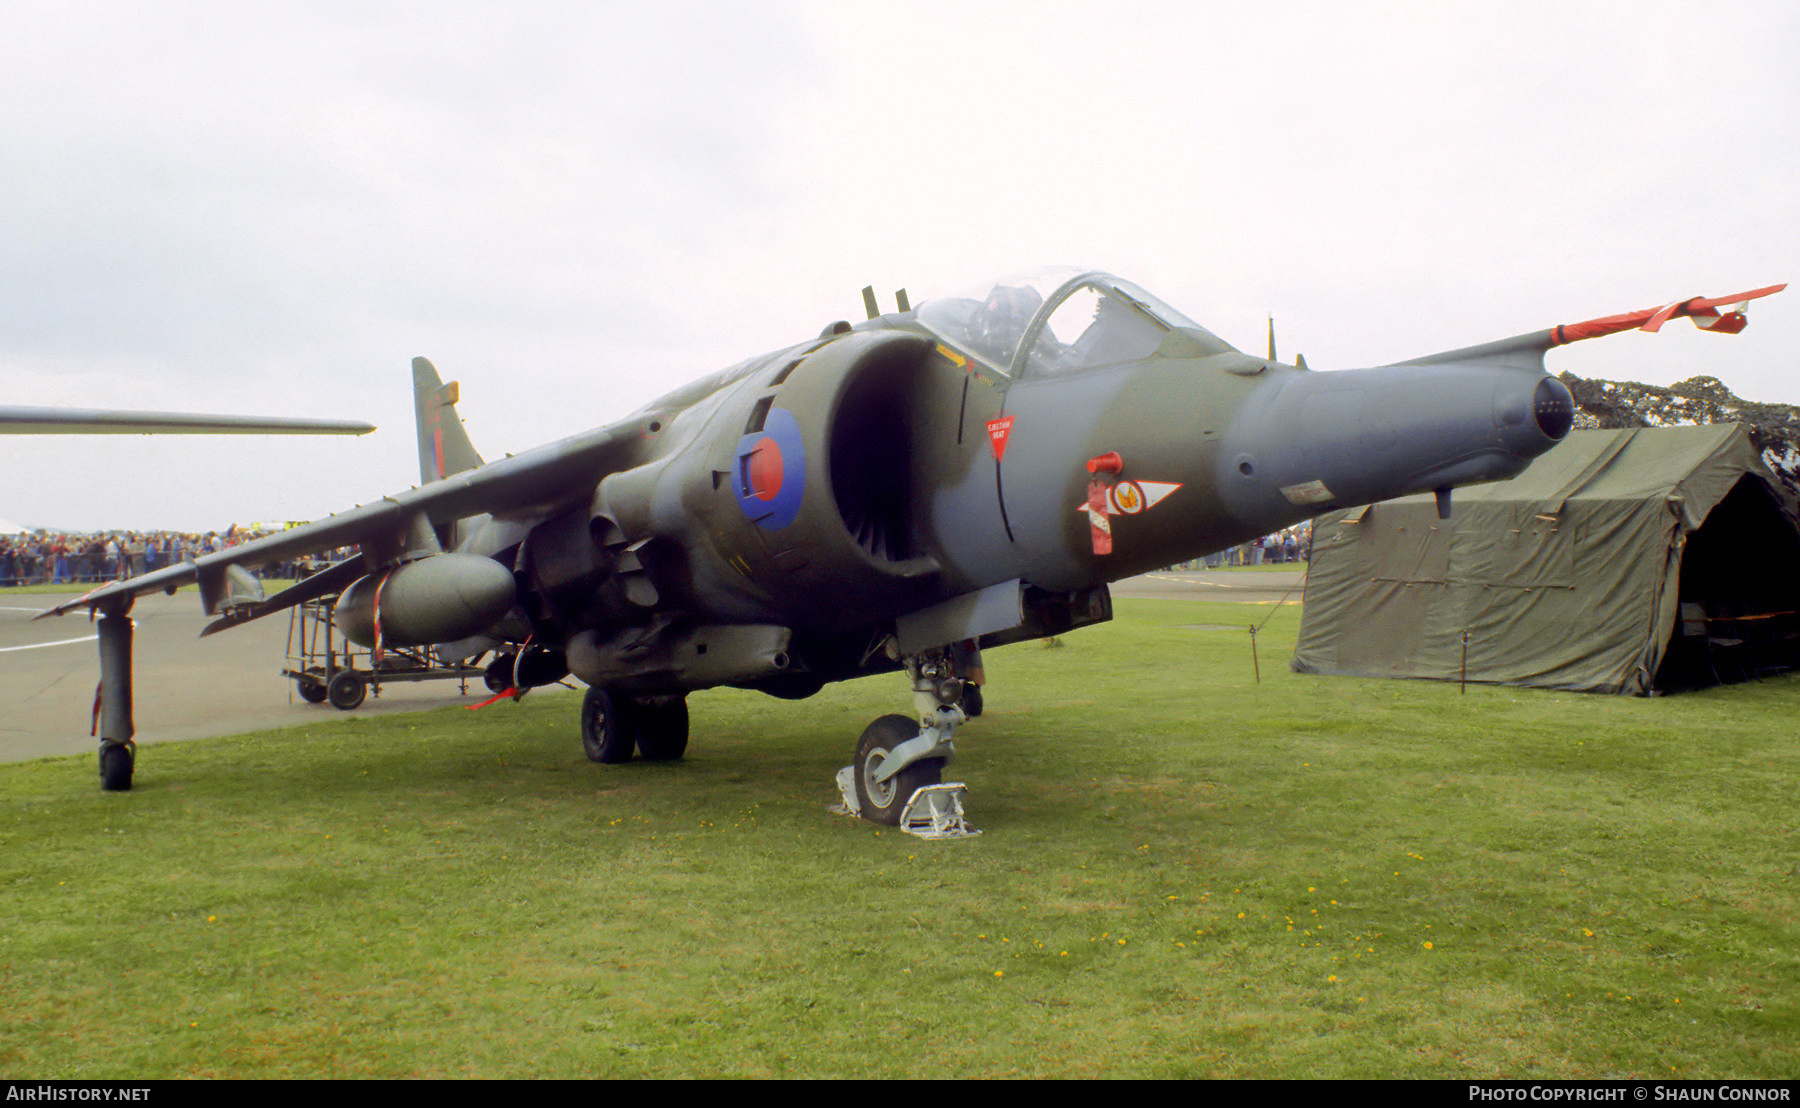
[99,740,135,792]
[853,714,944,826]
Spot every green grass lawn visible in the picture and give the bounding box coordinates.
[1,598,1794,1078]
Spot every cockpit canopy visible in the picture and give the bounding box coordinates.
[915,267,1235,377]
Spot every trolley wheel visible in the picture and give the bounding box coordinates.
[327,671,367,711]
[297,677,328,703]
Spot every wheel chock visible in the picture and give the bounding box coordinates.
[830,765,861,817]
[829,770,980,838]
[897,783,980,840]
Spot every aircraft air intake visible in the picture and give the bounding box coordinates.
[828,341,920,562]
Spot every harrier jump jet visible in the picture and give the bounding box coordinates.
[40,269,1782,823]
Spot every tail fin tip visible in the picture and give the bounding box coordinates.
[411,356,485,484]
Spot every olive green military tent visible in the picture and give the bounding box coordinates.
[1292,425,1800,694]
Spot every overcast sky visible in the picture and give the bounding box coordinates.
[3,0,1796,532]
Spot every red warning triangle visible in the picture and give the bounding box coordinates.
[986,414,1015,462]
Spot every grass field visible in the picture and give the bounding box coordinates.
[1,598,1794,1078]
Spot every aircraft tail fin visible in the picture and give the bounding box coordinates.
[412,357,485,484]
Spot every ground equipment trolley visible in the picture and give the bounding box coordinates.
[283,596,490,710]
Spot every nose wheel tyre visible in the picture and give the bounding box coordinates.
[853,714,942,826]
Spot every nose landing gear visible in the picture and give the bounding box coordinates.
[836,645,980,838]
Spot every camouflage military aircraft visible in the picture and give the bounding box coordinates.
[38,268,1783,823]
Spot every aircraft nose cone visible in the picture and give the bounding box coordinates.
[1493,372,1574,455]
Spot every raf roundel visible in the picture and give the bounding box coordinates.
[734,406,806,530]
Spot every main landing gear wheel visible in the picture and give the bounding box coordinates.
[853,714,943,826]
[99,740,134,792]
[632,696,689,762]
[580,687,637,764]
[327,671,366,711]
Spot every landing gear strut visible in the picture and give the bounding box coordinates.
[839,646,979,836]
[95,599,136,791]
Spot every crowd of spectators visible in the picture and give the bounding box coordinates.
[1180,524,1312,570]
[0,527,338,588]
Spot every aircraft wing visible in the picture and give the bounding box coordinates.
[37,419,639,622]
[0,406,375,435]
